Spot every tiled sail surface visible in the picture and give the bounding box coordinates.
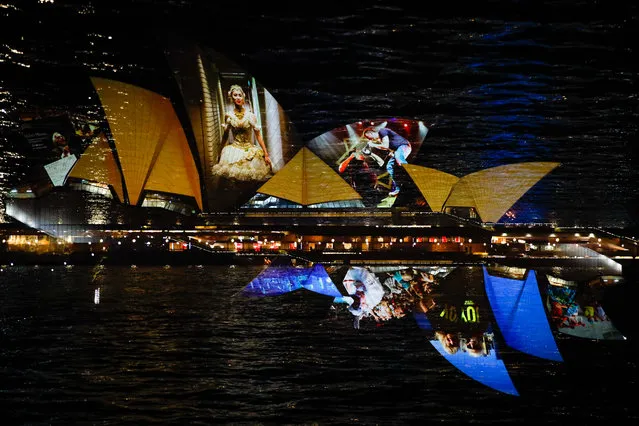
[144,106,203,210]
[257,147,360,206]
[256,148,305,204]
[91,77,173,205]
[303,148,361,205]
[449,162,560,223]
[403,165,459,212]
[68,134,125,202]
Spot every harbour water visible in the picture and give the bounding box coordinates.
[0,263,636,424]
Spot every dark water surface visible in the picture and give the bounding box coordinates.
[1,264,637,425]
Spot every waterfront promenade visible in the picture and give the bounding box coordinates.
[1,210,636,271]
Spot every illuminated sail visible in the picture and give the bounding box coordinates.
[144,110,203,210]
[257,147,361,206]
[242,264,342,297]
[302,264,343,296]
[304,147,362,205]
[406,162,559,222]
[403,165,458,212]
[256,148,305,204]
[68,135,125,202]
[44,155,77,187]
[447,162,560,222]
[92,77,187,206]
[430,339,519,396]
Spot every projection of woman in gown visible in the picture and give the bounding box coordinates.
[211,84,271,181]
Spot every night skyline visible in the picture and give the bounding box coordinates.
[1,0,638,228]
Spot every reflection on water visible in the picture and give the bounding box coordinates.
[242,262,627,397]
[545,275,624,340]
[0,262,636,423]
[241,263,342,297]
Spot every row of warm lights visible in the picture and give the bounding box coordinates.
[4,236,476,245]
[576,226,639,243]
[495,233,612,249]
[500,232,598,238]
[499,232,604,242]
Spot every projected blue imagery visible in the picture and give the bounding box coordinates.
[410,266,520,395]
[243,263,623,397]
[241,264,342,298]
[484,267,563,362]
[430,336,519,396]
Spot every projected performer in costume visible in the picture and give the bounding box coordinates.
[337,146,382,192]
[342,267,385,329]
[362,126,412,197]
[211,85,272,181]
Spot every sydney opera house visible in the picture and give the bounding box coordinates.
[0,43,635,264]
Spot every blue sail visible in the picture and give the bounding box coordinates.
[242,264,341,297]
[241,266,306,296]
[302,264,343,297]
[483,267,562,362]
[430,339,519,396]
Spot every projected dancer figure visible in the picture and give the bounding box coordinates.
[343,267,385,329]
[337,147,381,192]
[211,85,271,181]
[362,126,412,197]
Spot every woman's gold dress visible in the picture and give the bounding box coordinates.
[211,107,271,181]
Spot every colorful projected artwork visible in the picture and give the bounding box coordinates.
[332,265,521,395]
[44,154,77,187]
[13,115,98,195]
[306,119,429,208]
[333,265,452,326]
[165,42,301,211]
[7,40,561,223]
[20,116,77,162]
[239,263,631,396]
[241,264,342,298]
[545,276,625,340]
[484,267,563,362]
